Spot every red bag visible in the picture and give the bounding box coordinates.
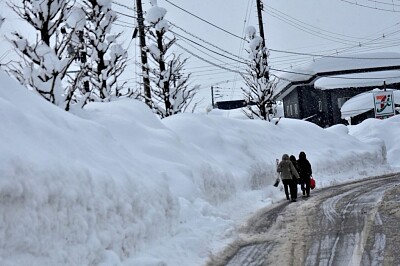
[310,177,316,190]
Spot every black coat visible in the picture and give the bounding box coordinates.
[297,159,312,179]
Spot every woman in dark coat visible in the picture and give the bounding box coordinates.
[297,151,312,197]
[290,155,300,199]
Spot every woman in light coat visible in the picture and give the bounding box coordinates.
[277,154,300,202]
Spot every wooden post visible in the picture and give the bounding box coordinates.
[136,0,152,107]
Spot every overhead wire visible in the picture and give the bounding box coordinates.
[276,28,400,70]
[173,42,248,76]
[169,21,245,61]
[113,1,136,11]
[364,0,400,7]
[338,0,400,12]
[229,0,254,103]
[264,8,358,45]
[112,6,400,65]
[164,0,246,41]
[110,2,400,92]
[265,4,382,41]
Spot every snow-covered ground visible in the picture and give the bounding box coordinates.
[0,71,399,266]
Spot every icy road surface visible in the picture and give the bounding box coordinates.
[207,173,400,266]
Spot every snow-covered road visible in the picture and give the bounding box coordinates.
[206,173,400,266]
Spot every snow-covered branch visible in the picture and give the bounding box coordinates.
[241,26,275,121]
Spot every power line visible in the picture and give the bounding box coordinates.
[265,4,391,42]
[112,4,400,87]
[164,0,246,41]
[364,0,400,7]
[170,21,245,61]
[230,0,254,96]
[114,22,133,28]
[174,42,248,75]
[113,1,136,11]
[167,14,400,64]
[111,9,400,63]
[171,30,247,64]
[115,10,136,19]
[269,48,400,60]
[264,7,357,45]
[339,0,400,12]
[279,28,400,70]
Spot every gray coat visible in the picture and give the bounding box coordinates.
[277,154,300,181]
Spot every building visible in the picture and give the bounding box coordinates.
[272,53,400,127]
[340,88,400,125]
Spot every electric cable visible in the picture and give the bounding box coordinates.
[164,0,246,41]
[171,30,247,64]
[339,0,400,12]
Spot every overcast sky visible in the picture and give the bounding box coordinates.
[2,0,400,109]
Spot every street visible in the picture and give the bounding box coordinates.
[206,173,400,266]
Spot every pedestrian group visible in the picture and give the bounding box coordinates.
[277,151,312,202]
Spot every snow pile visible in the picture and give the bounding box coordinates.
[0,71,397,265]
[348,115,400,168]
[0,71,176,265]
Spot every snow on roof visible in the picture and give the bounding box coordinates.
[340,88,400,119]
[314,70,400,90]
[273,52,400,99]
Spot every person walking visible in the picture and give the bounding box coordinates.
[297,151,312,197]
[289,155,300,200]
[277,154,300,202]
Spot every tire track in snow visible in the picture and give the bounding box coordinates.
[206,173,400,266]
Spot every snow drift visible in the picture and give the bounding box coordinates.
[0,70,394,265]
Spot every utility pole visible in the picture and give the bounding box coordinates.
[136,0,152,107]
[256,0,266,48]
[211,86,215,107]
[256,0,269,81]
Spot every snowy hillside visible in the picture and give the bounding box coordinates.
[0,71,397,266]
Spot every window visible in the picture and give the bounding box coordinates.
[290,104,293,116]
[318,100,323,112]
[294,104,298,115]
[286,105,290,116]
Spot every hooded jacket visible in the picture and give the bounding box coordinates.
[297,151,312,178]
[277,154,300,180]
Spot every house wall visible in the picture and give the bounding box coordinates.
[282,88,300,119]
[283,85,328,127]
[326,87,370,125]
[282,82,400,128]
[328,83,400,125]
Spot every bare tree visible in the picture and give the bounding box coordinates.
[241,26,276,121]
[7,0,81,109]
[78,0,128,103]
[145,0,197,118]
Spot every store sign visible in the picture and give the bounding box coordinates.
[373,91,395,119]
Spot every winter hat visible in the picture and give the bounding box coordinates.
[282,154,289,160]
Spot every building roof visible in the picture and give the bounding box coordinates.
[272,52,400,100]
[314,70,400,90]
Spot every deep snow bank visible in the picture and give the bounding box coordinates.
[164,114,388,185]
[348,116,400,168]
[0,72,178,265]
[0,70,392,265]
